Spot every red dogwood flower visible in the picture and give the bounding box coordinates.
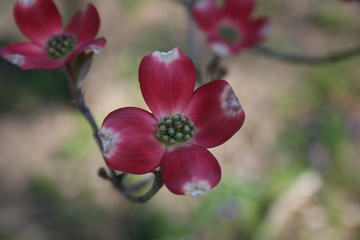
[192,0,270,56]
[0,0,106,69]
[98,48,245,195]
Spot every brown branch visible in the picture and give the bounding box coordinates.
[254,45,360,64]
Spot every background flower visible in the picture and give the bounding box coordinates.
[0,0,106,69]
[192,0,270,56]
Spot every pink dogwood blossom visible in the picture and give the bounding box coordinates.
[192,0,270,56]
[0,0,106,69]
[98,48,245,195]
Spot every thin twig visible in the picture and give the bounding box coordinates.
[254,45,360,64]
[98,168,164,203]
[113,170,164,203]
[205,54,227,83]
[187,11,202,84]
[65,64,103,149]
[175,0,203,84]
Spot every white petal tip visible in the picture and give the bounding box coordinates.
[18,0,36,6]
[189,189,206,196]
[152,48,179,63]
[210,43,231,56]
[84,45,102,55]
[260,24,271,38]
[221,85,243,117]
[91,46,101,54]
[4,54,24,66]
[194,0,211,10]
[183,180,211,196]
[98,127,120,158]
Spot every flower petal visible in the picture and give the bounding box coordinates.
[224,0,254,20]
[139,48,196,119]
[64,4,101,46]
[161,145,221,195]
[204,18,244,56]
[185,80,245,148]
[241,18,270,48]
[208,34,241,56]
[98,107,165,174]
[65,37,106,63]
[192,0,221,32]
[14,0,62,46]
[0,42,44,56]
[0,45,63,69]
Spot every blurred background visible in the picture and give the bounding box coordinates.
[0,0,360,239]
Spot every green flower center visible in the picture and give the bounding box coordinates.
[218,26,239,43]
[155,114,195,146]
[46,33,76,59]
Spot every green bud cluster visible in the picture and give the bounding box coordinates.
[156,114,195,145]
[46,33,76,59]
[218,26,238,43]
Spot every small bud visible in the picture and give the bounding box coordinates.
[159,125,167,133]
[169,138,176,145]
[183,125,190,133]
[174,122,182,130]
[155,132,162,139]
[173,114,181,122]
[175,132,183,140]
[180,117,188,123]
[162,135,170,142]
[168,128,175,136]
[165,119,172,127]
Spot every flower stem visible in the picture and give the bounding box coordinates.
[254,45,360,64]
[205,54,227,83]
[176,0,203,84]
[186,5,202,85]
[64,63,163,203]
[98,168,164,203]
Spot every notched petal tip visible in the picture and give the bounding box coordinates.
[221,84,244,117]
[98,127,120,159]
[17,0,36,7]
[193,0,212,10]
[2,53,24,66]
[152,48,180,64]
[183,179,211,196]
[259,20,271,39]
[89,45,101,54]
[210,42,231,56]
